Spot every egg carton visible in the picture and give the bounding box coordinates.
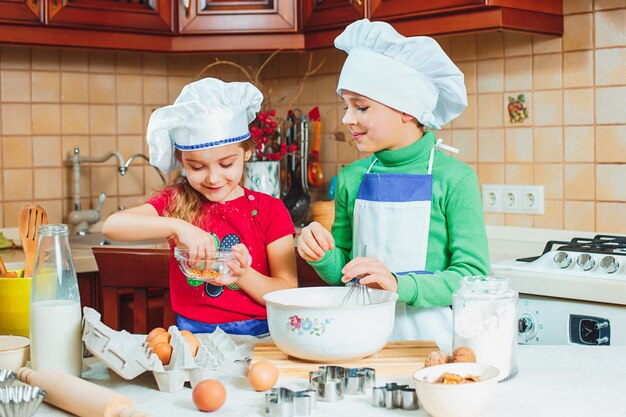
[82,307,248,393]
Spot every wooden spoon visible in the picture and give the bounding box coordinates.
[18,204,48,277]
[0,255,18,278]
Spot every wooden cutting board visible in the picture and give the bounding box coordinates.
[251,340,438,378]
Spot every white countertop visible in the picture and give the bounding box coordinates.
[32,344,626,417]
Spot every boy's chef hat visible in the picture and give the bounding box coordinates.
[147,77,263,173]
[335,19,467,130]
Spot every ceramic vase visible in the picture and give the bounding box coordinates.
[244,161,280,198]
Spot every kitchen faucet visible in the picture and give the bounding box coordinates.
[124,153,167,185]
[68,146,126,235]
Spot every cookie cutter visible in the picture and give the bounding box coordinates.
[0,370,16,388]
[265,386,317,417]
[309,366,376,402]
[372,382,418,410]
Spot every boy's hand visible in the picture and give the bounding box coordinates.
[341,256,398,293]
[216,243,251,286]
[175,221,217,259]
[297,222,335,262]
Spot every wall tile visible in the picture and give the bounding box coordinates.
[143,54,167,75]
[452,129,477,163]
[564,201,595,231]
[532,35,562,54]
[564,126,594,162]
[32,48,60,71]
[116,52,142,74]
[477,163,504,184]
[596,125,626,162]
[594,9,626,48]
[563,13,593,51]
[1,47,30,70]
[34,168,63,199]
[484,212,505,225]
[316,74,340,104]
[3,136,32,168]
[565,164,595,199]
[478,129,504,162]
[505,128,533,162]
[478,94,504,128]
[61,73,88,102]
[1,71,31,102]
[533,54,562,90]
[60,50,88,72]
[89,74,116,103]
[505,164,533,184]
[533,91,563,126]
[168,76,191,103]
[336,139,358,164]
[534,200,563,229]
[116,75,143,104]
[595,0,626,10]
[505,213,533,227]
[450,35,476,61]
[477,59,503,93]
[89,51,116,73]
[61,104,89,135]
[167,55,194,76]
[452,94,476,128]
[1,104,31,135]
[90,136,118,166]
[476,33,504,59]
[534,163,563,199]
[89,105,117,135]
[117,105,143,135]
[595,48,626,86]
[504,92,532,127]
[3,169,32,201]
[596,164,626,201]
[564,0,593,14]
[534,127,563,162]
[563,51,593,88]
[564,88,594,125]
[504,56,532,91]
[91,165,118,197]
[32,71,60,102]
[504,33,532,57]
[118,135,144,161]
[119,167,144,196]
[457,62,476,94]
[597,202,626,234]
[32,104,61,135]
[33,136,61,167]
[595,86,626,124]
[143,76,168,105]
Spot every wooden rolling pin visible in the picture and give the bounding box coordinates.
[17,367,151,417]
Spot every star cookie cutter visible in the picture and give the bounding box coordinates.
[265,386,317,417]
[308,365,376,402]
[372,382,418,410]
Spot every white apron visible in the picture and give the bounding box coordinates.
[352,140,457,349]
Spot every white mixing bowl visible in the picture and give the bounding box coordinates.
[263,286,398,362]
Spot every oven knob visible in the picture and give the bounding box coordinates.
[553,251,571,269]
[518,315,534,334]
[600,256,619,274]
[576,254,595,271]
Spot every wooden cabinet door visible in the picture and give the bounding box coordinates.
[370,0,486,20]
[0,0,43,24]
[302,0,365,32]
[46,0,173,34]
[179,0,297,34]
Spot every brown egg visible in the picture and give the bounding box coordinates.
[147,331,171,349]
[152,341,173,365]
[248,360,279,391]
[145,327,166,343]
[180,330,200,356]
[192,379,226,412]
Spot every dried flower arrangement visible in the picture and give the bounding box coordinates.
[194,51,324,161]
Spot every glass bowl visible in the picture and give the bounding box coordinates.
[174,247,234,284]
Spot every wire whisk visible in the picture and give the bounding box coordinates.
[340,244,372,306]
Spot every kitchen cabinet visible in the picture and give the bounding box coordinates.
[0,0,42,25]
[46,0,174,34]
[78,271,100,312]
[179,0,297,34]
[304,0,563,49]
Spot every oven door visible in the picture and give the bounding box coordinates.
[517,294,626,346]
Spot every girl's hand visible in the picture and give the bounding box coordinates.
[297,222,335,262]
[341,257,398,293]
[215,243,251,286]
[175,221,217,259]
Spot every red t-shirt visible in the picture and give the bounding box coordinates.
[149,187,295,323]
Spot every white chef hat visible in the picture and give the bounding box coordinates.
[147,77,263,173]
[335,19,467,130]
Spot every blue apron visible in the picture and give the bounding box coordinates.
[177,314,269,337]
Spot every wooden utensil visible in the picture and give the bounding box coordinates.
[307,106,324,188]
[18,204,48,277]
[0,255,18,278]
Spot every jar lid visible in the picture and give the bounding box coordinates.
[457,276,517,298]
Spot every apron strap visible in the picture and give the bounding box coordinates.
[366,157,378,173]
[428,139,460,174]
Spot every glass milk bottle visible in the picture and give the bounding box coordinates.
[452,276,518,382]
[30,224,82,376]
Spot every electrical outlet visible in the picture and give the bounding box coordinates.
[482,184,502,212]
[521,186,544,214]
[502,187,521,212]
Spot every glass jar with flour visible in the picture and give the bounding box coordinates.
[453,276,518,382]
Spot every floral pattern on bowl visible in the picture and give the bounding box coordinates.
[287,315,332,337]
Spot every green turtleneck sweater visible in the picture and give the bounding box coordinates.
[309,130,490,307]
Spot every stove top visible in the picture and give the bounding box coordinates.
[517,234,626,262]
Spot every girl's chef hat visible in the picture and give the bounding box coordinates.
[335,19,467,130]
[147,77,263,173]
